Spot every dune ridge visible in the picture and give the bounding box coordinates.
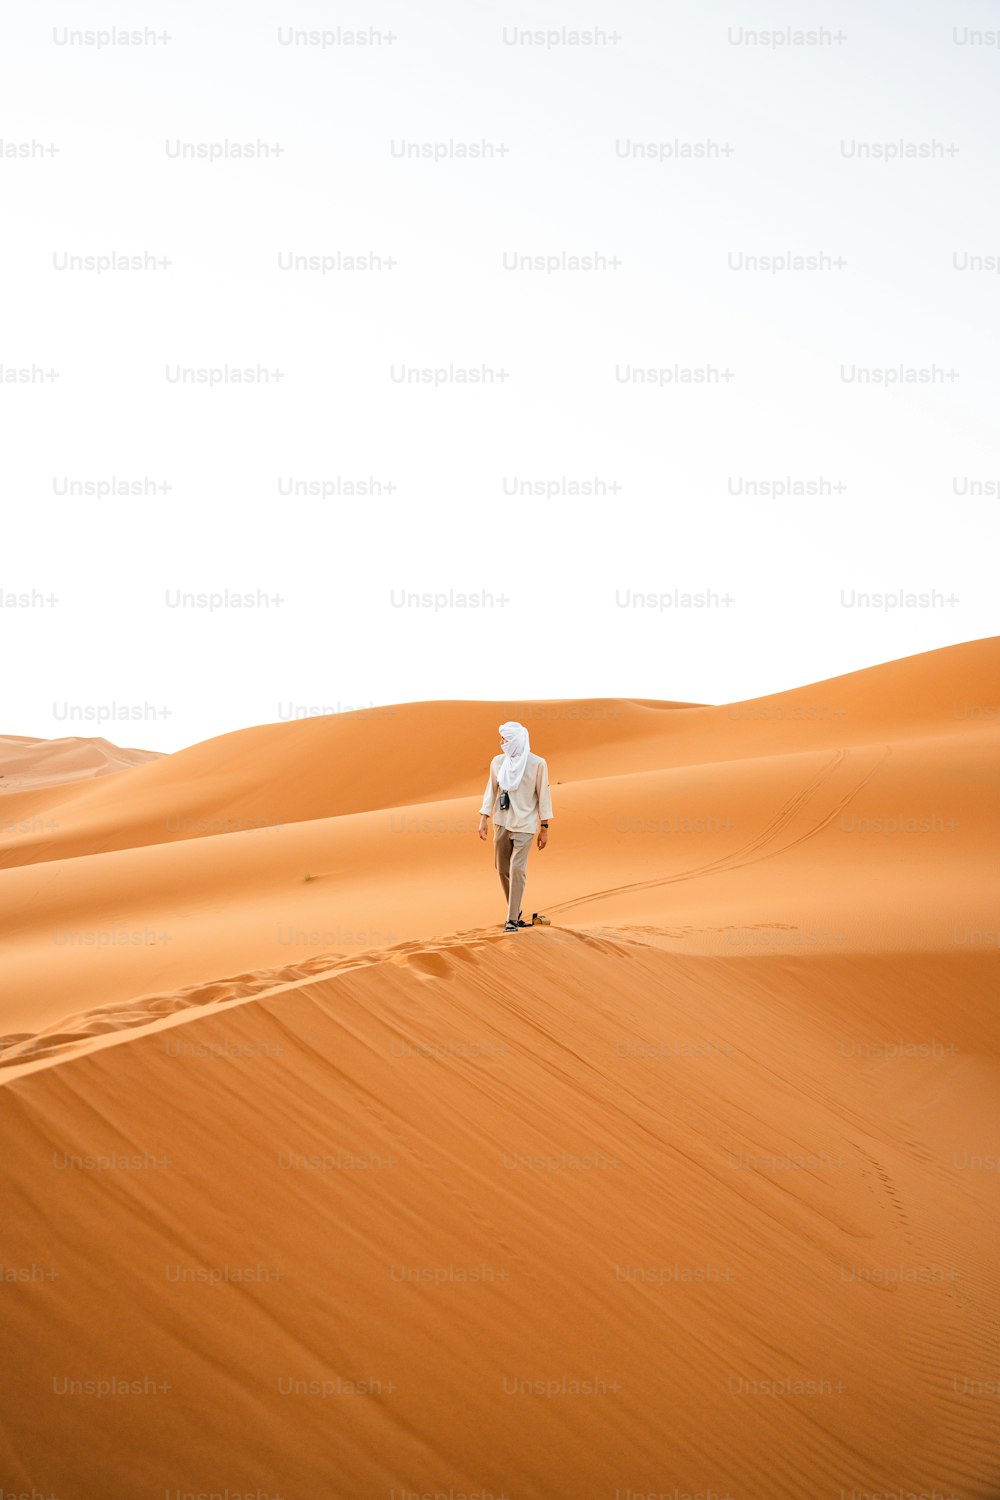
[1,642,996,1037]
[1,636,994,871]
[1,925,998,1497]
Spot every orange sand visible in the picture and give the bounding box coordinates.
[0,639,997,1498]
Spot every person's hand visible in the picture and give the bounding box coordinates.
[537,829,548,850]
[478,817,489,841]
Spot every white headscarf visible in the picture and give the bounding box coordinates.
[497,721,530,791]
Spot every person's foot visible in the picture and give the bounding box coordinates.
[503,920,518,933]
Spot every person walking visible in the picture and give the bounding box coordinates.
[478,720,553,932]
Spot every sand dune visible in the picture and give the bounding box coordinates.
[0,636,993,870]
[1,640,995,1037]
[0,696,700,867]
[0,639,998,1498]
[0,732,160,795]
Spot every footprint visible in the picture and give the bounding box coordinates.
[391,949,453,980]
[854,1143,916,1250]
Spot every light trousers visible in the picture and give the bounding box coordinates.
[493,826,533,923]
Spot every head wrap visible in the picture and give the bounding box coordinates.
[497,721,530,792]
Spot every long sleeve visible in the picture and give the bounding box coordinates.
[479,759,498,817]
[536,758,553,820]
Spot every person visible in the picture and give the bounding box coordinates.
[478,720,553,932]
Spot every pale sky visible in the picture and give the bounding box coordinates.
[3,0,997,751]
